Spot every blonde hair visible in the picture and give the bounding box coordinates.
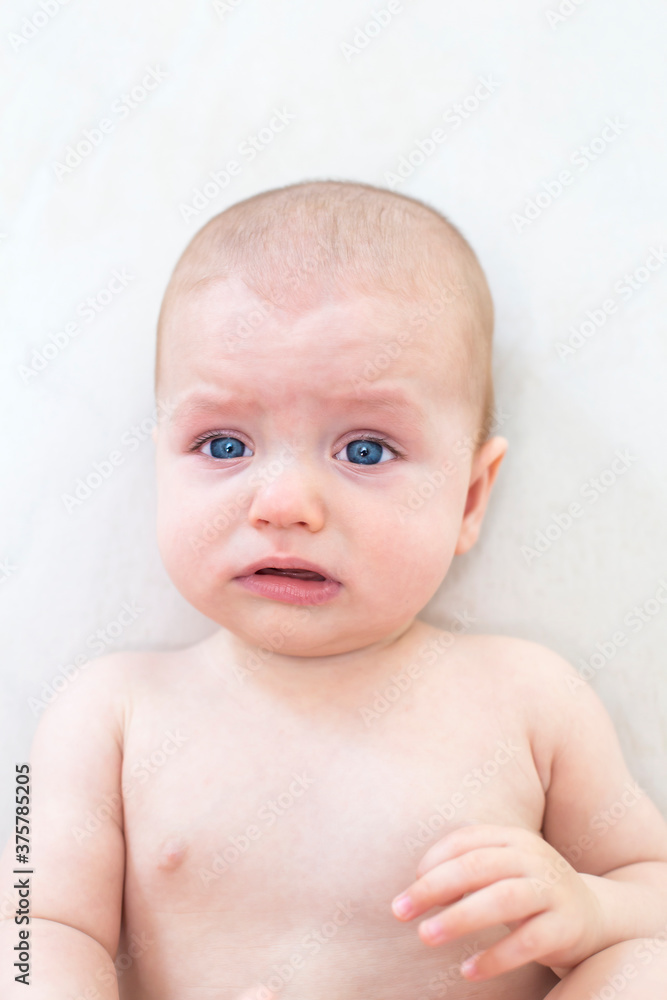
[156,179,495,435]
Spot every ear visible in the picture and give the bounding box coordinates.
[455,436,508,555]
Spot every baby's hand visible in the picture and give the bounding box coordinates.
[390,823,605,982]
[235,989,275,1000]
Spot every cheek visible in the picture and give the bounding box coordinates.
[384,478,467,582]
[155,493,194,588]
[155,473,220,588]
[355,491,459,582]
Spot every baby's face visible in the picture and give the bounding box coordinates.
[154,275,484,659]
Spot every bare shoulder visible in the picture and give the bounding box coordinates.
[429,627,579,693]
[32,650,140,748]
[425,629,582,785]
[91,645,201,702]
[33,645,206,785]
[455,631,580,716]
[83,645,194,690]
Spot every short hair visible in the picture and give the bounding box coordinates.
[156,179,495,436]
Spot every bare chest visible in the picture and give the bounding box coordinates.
[117,666,556,999]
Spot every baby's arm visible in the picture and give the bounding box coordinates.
[525,645,667,997]
[0,654,127,997]
[390,640,667,989]
[538,648,667,959]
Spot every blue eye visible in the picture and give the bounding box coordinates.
[337,439,395,465]
[195,435,397,464]
[203,436,252,459]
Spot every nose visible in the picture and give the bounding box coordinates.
[246,457,326,532]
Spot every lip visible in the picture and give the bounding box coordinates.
[235,555,339,581]
[233,555,342,606]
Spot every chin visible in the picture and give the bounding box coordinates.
[217,606,384,659]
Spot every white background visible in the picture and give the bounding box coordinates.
[1,0,666,848]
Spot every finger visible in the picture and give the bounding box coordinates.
[459,911,561,981]
[418,877,546,946]
[416,823,542,878]
[392,846,530,920]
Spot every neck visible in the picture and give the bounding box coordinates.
[201,616,429,688]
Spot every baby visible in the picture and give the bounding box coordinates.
[3,180,667,1000]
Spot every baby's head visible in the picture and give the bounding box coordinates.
[153,180,506,660]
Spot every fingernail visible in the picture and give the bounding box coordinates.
[460,952,481,979]
[420,917,446,943]
[391,894,413,917]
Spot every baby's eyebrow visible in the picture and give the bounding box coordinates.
[328,389,429,431]
[169,385,426,427]
[171,393,237,419]
[168,391,253,424]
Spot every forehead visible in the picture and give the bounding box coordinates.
[158,275,468,412]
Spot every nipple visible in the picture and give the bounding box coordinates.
[157,836,189,870]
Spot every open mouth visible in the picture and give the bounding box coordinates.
[235,561,341,605]
[254,567,327,581]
